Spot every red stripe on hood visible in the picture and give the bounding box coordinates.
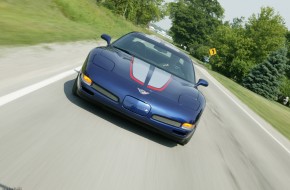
[147,77,172,91]
[129,57,144,85]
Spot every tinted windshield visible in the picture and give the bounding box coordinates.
[112,33,196,83]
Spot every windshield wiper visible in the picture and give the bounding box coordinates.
[112,45,133,56]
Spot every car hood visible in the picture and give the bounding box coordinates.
[86,47,203,112]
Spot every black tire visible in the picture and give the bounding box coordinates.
[72,77,78,96]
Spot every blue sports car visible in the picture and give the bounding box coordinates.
[72,32,208,145]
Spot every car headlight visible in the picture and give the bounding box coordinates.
[181,123,196,130]
[81,74,92,86]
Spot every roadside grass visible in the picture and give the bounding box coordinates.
[0,0,142,45]
[209,70,290,140]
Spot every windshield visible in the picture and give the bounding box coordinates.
[112,33,196,84]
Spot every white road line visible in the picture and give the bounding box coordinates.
[0,66,81,107]
[196,65,290,155]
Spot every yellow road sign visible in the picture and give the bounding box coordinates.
[209,48,217,56]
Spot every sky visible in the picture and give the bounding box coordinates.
[155,0,290,30]
[219,0,290,28]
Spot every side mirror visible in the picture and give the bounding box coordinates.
[101,34,111,46]
[196,79,208,87]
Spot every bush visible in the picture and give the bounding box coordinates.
[194,45,211,61]
[279,77,290,97]
[228,58,253,83]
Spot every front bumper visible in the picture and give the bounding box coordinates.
[75,73,195,143]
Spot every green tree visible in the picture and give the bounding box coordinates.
[169,0,224,50]
[209,20,255,82]
[209,7,287,83]
[243,48,288,100]
[246,7,287,64]
[134,0,164,25]
[102,0,164,25]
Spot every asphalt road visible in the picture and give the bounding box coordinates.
[0,42,290,190]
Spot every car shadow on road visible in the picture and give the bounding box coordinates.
[0,182,20,190]
[64,79,177,148]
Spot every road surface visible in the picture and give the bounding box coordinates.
[0,42,290,190]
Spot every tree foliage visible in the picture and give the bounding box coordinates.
[169,0,224,50]
[194,45,211,61]
[101,0,165,25]
[279,77,290,98]
[242,48,288,100]
[209,20,255,82]
[166,2,289,101]
[208,7,287,84]
[245,7,287,64]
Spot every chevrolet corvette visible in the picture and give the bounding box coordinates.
[72,32,208,145]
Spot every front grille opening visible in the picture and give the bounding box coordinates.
[92,83,119,102]
[82,86,94,95]
[152,115,181,127]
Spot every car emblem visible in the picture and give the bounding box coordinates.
[138,88,150,95]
